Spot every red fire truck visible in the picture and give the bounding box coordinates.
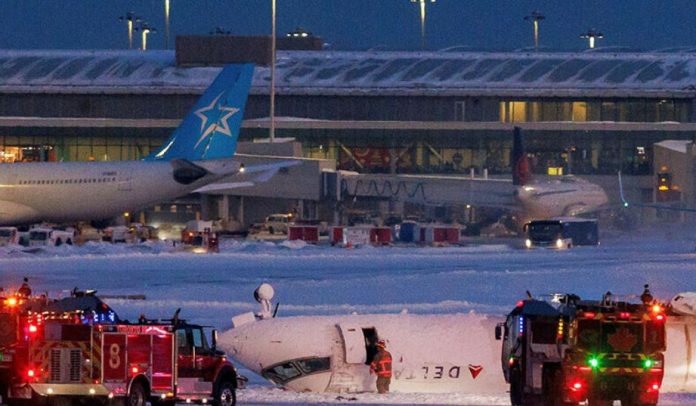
[1,288,240,406]
[496,290,666,405]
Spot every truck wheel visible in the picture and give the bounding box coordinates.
[509,368,524,406]
[55,238,63,246]
[66,239,73,245]
[126,381,148,406]
[268,227,275,234]
[214,380,236,406]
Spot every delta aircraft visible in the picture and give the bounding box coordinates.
[221,284,696,394]
[509,127,608,220]
[0,64,289,226]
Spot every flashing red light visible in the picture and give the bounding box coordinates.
[508,357,515,366]
[571,381,583,391]
[28,325,37,333]
[27,369,35,378]
[131,367,139,374]
[652,304,662,313]
[651,383,660,391]
[619,312,631,319]
[6,297,17,307]
[656,314,665,321]
[583,312,595,319]
[516,300,524,308]
[579,366,592,372]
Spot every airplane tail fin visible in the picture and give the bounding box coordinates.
[511,126,530,186]
[146,63,255,161]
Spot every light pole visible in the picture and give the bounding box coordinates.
[118,12,141,49]
[270,0,277,142]
[523,10,545,50]
[410,0,435,50]
[164,0,171,49]
[137,23,156,51]
[580,29,604,49]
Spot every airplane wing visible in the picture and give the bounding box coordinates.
[618,171,696,212]
[192,160,300,193]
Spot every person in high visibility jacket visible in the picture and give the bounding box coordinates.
[370,339,392,393]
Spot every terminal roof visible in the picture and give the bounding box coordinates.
[1,49,696,97]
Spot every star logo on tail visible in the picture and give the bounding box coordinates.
[194,93,240,149]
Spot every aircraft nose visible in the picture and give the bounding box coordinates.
[218,322,268,374]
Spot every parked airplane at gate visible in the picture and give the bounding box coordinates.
[221,285,696,395]
[510,127,609,219]
[0,64,287,226]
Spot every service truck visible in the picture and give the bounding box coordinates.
[524,218,599,249]
[496,290,666,406]
[27,227,75,247]
[1,289,240,406]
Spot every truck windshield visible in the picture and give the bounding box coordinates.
[0,229,13,237]
[576,319,645,353]
[527,222,562,241]
[29,231,48,240]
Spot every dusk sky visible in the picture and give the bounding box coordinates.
[1,1,696,52]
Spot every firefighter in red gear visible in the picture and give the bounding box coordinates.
[370,339,392,394]
[17,277,31,297]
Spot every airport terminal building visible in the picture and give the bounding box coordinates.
[2,44,696,224]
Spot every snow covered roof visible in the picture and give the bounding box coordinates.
[2,49,696,97]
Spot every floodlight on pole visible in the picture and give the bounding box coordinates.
[580,29,604,49]
[118,12,141,49]
[136,22,156,51]
[164,0,171,49]
[410,0,436,50]
[523,10,545,50]
[270,0,277,143]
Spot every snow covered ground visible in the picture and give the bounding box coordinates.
[2,228,696,404]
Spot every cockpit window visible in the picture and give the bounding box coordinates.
[263,362,301,384]
[262,357,331,384]
[296,357,331,374]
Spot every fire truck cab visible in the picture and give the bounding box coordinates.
[496,291,666,406]
[2,290,240,406]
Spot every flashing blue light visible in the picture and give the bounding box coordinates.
[623,202,629,208]
[518,316,525,337]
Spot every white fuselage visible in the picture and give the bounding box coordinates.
[222,313,505,394]
[516,176,609,219]
[222,311,696,394]
[0,159,240,225]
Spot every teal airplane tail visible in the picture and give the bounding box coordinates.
[147,63,255,161]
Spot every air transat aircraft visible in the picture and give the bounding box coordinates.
[0,64,283,225]
[221,285,696,394]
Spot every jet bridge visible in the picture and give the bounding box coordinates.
[324,170,517,209]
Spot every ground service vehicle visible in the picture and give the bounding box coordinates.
[28,227,75,246]
[1,289,239,405]
[496,291,666,405]
[264,214,293,234]
[524,218,598,249]
[0,227,19,246]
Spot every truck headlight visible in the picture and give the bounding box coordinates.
[556,239,564,249]
[525,239,532,248]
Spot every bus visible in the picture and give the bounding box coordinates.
[524,217,598,249]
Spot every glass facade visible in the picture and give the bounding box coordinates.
[244,127,693,177]
[497,99,691,123]
[0,134,166,163]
